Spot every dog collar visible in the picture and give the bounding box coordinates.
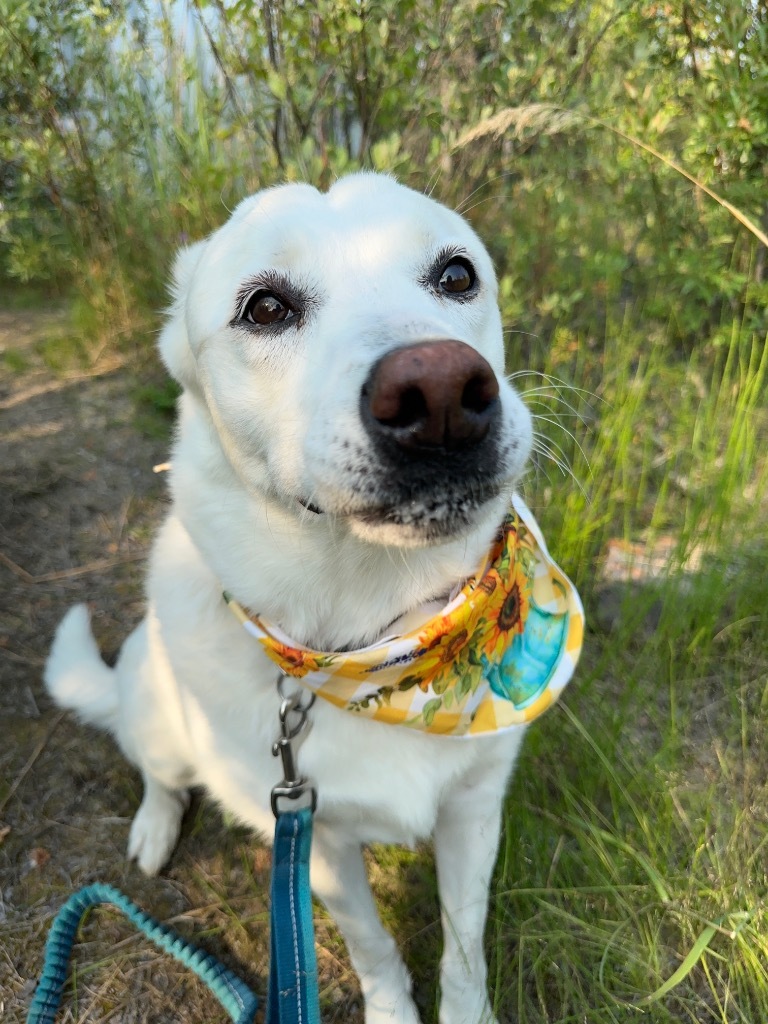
[224,495,584,738]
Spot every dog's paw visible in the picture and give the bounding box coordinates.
[361,967,421,1024]
[127,786,189,875]
[438,999,499,1024]
[439,997,499,1024]
[363,995,421,1024]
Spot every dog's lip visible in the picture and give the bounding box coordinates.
[299,472,516,528]
[349,504,471,526]
[297,496,324,515]
[344,503,482,545]
[344,493,499,528]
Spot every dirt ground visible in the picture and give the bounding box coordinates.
[0,308,372,1023]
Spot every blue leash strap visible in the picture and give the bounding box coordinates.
[267,807,320,1024]
[25,882,259,1024]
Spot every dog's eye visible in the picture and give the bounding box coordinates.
[439,259,475,295]
[241,290,296,326]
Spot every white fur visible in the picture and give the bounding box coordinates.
[45,174,537,1024]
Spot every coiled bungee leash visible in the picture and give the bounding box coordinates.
[27,680,319,1024]
[25,880,261,1024]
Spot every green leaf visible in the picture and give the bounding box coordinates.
[422,698,443,727]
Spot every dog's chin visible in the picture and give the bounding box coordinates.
[342,492,509,549]
[346,516,471,549]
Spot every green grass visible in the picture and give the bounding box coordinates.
[2,347,31,373]
[0,285,116,376]
[34,330,91,372]
[132,377,182,438]
[0,282,70,312]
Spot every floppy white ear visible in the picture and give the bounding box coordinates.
[158,241,207,392]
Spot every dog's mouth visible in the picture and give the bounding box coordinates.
[295,489,501,544]
[335,475,510,546]
[293,419,524,544]
[291,430,519,542]
[297,496,324,515]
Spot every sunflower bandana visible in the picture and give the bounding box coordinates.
[224,496,584,738]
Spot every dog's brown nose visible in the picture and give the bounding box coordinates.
[363,341,499,451]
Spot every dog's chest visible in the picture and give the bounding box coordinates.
[147,514,523,844]
[152,603,519,845]
[177,650,510,844]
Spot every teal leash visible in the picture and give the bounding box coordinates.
[267,808,320,1024]
[27,676,320,1024]
[267,679,320,1024]
[26,881,260,1024]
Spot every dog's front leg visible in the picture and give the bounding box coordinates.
[434,770,508,1024]
[311,822,421,1024]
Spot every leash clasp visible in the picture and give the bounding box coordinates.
[271,675,317,817]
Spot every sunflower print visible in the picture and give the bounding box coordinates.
[266,641,337,677]
[416,627,471,694]
[480,562,532,663]
[223,496,584,737]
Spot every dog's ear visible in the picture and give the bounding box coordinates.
[158,241,207,393]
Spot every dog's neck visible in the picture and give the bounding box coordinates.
[169,394,505,650]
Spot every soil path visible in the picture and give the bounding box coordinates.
[0,309,327,1022]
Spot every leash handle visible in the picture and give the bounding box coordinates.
[26,883,259,1024]
[267,807,320,1024]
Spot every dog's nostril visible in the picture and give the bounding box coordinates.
[380,386,428,430]
[462,373,498,415]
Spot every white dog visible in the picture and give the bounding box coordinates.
[46,174,580,1024]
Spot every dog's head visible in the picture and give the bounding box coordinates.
[160,173,532,546]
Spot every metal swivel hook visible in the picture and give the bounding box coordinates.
[270,675,317,817]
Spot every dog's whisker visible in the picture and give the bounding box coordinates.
[513,371,600,431]
[520,385,584,400]
[532,415,592,475]
[531,427,574,464]
[502,327,541,339]
[455,192,510,218]
[219,190,234,216]
[424,166,443,200]
[523,391,591,425]
[510,369,604,405]
[455,172,513,214]
[531,442,573,482]
[524,400,585,420]
[526,452,557,491]
[529,451,589,505]
[532,414,584,445]
[524,399,592,434]
[531,435,571,473]
[531,439,590,501]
